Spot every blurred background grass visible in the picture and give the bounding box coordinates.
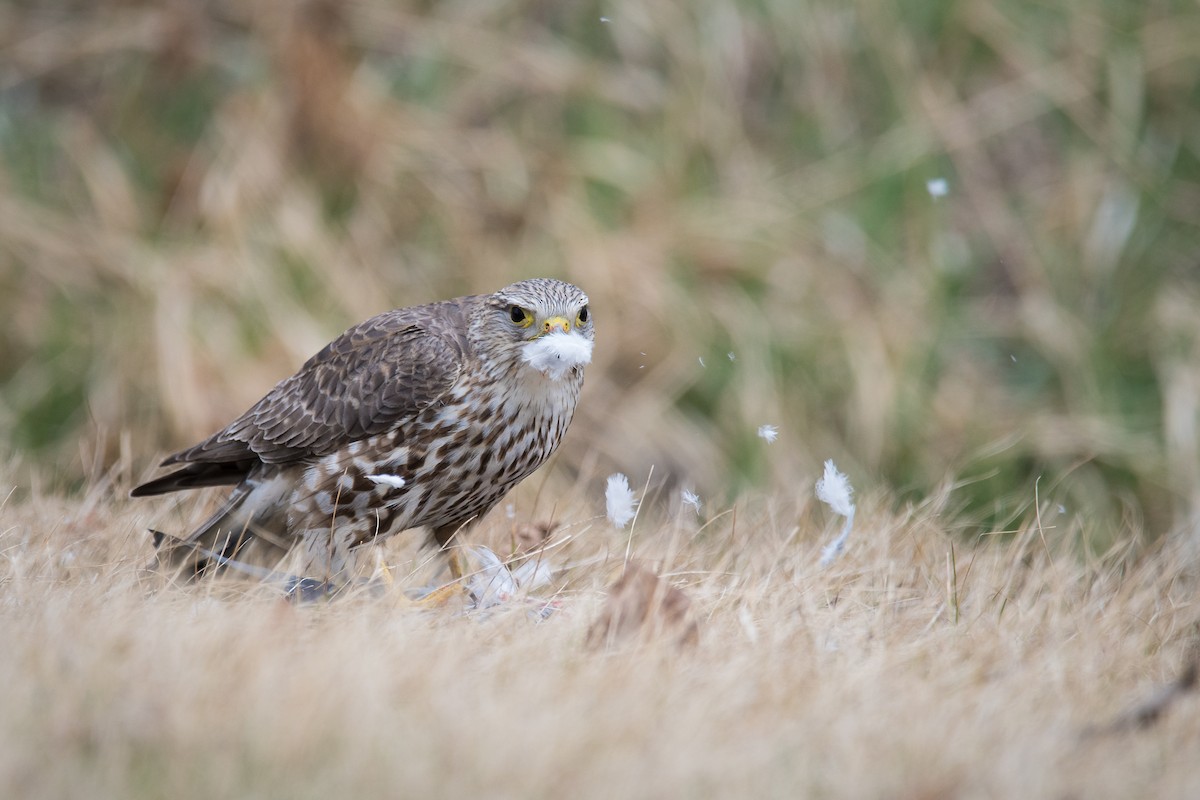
[2,0,1198,545]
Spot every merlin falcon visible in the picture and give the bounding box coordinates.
[132,278,594,581]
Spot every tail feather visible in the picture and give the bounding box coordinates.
[149,529,277,578]
[131,460,254,498]
[148,529,343,600]
[150,476,294,578]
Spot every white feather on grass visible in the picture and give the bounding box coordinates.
[466,547,515,608]
[680,488,702,515]
[605,473,637,529]
[521,332,593,379]
[466,546,555,609]
[817,459,856,566]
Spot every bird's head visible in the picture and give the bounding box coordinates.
[476,278,594,381]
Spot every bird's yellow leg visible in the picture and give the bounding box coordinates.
[447,548,466,580]
[372,550,395,587]
[410,546,468,607]
[413,581,464,606]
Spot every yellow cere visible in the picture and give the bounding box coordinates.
[541,316,571,335]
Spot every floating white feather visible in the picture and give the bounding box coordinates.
[521,331,593,379]
[757,424,779,444]
[816,460,853,516]
[605,473,637,529]
[816,459,856,566]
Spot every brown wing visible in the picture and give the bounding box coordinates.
[132,299,471,497]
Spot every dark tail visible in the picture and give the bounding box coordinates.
[131,460,253,498]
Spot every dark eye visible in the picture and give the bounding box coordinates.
[578,306,589,324]
[509,305,534,327]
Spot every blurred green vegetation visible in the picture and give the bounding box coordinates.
[1,0,1198,541]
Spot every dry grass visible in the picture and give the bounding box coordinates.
[2,467,1198,798]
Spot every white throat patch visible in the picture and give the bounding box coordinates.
[521,331,593,379]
